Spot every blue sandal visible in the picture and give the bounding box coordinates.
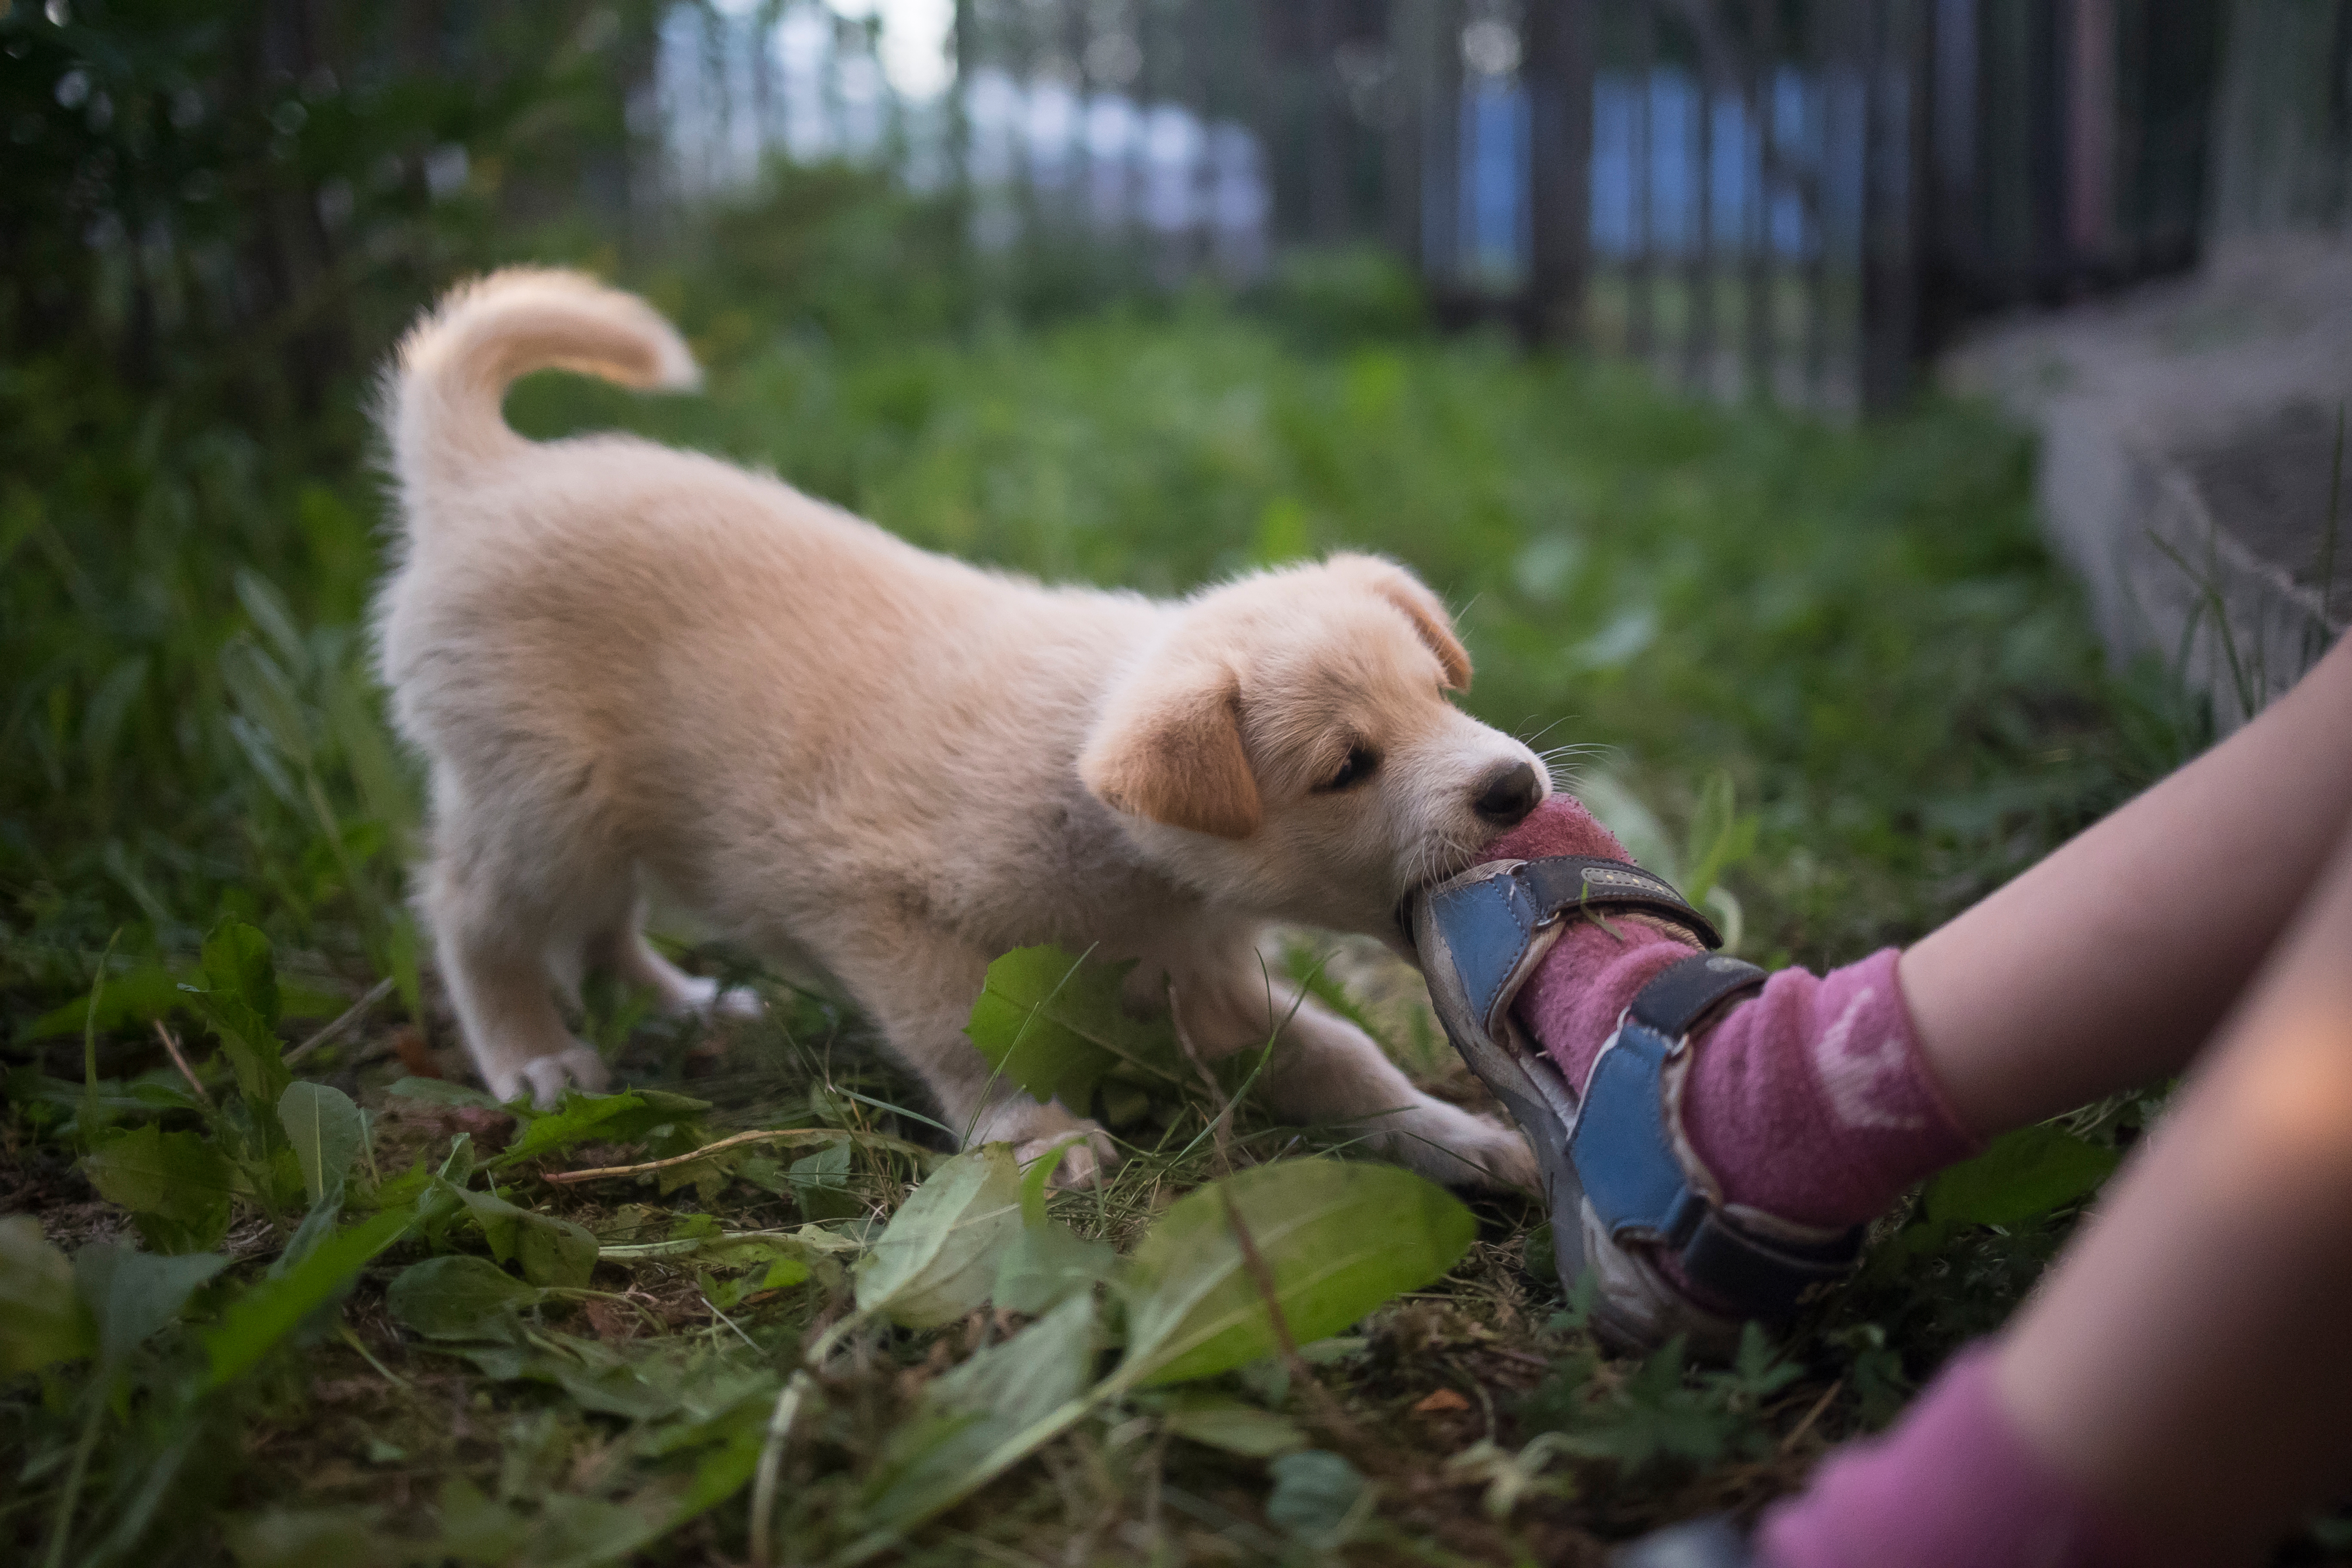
[1408,857,1862,1355]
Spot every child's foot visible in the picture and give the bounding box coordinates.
[1409,796,1979,1351]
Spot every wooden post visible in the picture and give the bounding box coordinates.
[1742,0,1774,398]
[1526,1,1596,345]
[1859,0,1929,411]
[1627,0,1657,363]
[1308,0,1348,240]
[1684,5,1718,391]
[1389,0,1433,267]
[1422,0,1464,283]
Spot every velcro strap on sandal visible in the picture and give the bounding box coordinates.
[1568,953,1863,1319]
[1516,857,1724,950]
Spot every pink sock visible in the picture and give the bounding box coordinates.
[1756,1344,2158,1568]
[1487,799,1979,1230]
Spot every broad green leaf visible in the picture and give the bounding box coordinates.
[279,1081,364,1204]
[205,1206,414,1385]
[4,1064,206,1119]
[432,1477,532,1565]
[19,962,193,1042]
[992,1221,1116,1316]
[82,1123,237,1253]
[857,1291,1099,1527]
[854,1142,1023,1327]
[963,945,1174,1112]
[0,1216,94,1374]
[386,1076,504,1111]
[1266,1450,1367,1544]
[1121,1159,1475,1388]
[435,1178,599,1289]
[787,1139,860,1220]
[491,1087,714,1168]
[1156,1394,1308,1457]
[276,1182,348,1276]
[73,1243,230,1369]
[202,918,282,1027]
[1923,1124,2121,1229]
[224,1506,392,1568]
[386,1255,548,1341]
[188,987,290,1112]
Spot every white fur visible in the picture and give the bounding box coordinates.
[375,268,1544,1189]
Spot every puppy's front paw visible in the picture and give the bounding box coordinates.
[1013,1128,1121,1189]
[505,1045,612,1109]
[1388,1097,1539,1191]
[669,975,764,1022]
[969,1100,1120,1188]
[710,984,763,1021]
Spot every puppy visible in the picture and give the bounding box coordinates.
[376,269,1546,1188]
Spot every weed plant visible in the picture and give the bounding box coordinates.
[3,153,2219,1562]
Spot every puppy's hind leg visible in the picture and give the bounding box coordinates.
[423,854,610,1108]
[588,892,763,1022]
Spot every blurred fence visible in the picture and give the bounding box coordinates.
[655,0,2250,411]
[5,2,2328,421]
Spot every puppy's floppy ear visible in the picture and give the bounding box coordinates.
[1081,658,1262,839]
[1326,552,1473,690]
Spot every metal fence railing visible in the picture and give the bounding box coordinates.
[655,0,2249,410]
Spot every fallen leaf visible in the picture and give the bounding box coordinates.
[583,1297,637,1341]
[390,1026,441,1078]
[1412,1387,1471,1415]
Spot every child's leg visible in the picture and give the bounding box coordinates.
[1902,629,2352,1135]
[1994,802,2352,1562]
[1430,635,2352,1341]
[1761,793,2352,1568]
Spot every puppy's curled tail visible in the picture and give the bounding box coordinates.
[385,267,698,502]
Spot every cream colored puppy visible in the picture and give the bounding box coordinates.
[376,269,1546,1188]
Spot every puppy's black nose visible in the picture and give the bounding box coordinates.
[1473,760,1540,827]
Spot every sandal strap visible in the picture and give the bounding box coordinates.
[1572,953,1863,1319]
[1418,856,1722,1043]
[1516,856,1724,950]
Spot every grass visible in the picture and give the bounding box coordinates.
[2,249,2213,1565]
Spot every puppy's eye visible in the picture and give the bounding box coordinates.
[1320,744,1380,792]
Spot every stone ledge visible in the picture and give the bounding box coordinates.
[1944,236,2350,730]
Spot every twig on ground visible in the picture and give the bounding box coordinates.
[283,976,397,1066]
[1779,1377,1844,1457]
[1220,1189,1369,1460]
[546,1126,939,1184]
[153,1021,212,1109]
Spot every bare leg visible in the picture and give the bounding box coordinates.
[1992,803,2352,1564]
[1902,632,2352,1135]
